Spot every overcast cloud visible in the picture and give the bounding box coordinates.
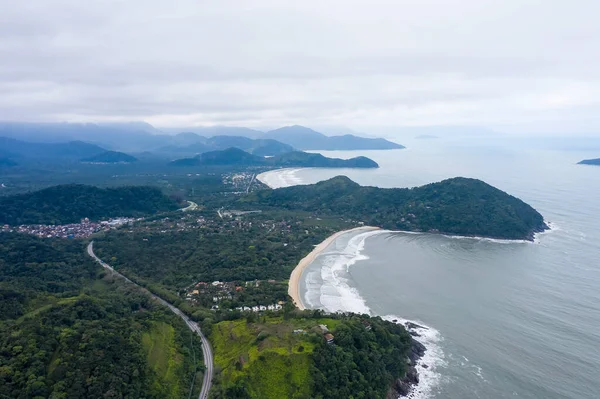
[1,0,599,134]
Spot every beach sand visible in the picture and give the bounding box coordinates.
[288,226,380,310]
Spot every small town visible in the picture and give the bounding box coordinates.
[1,217,137,238]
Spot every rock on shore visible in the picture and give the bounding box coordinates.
[387,337,427,398]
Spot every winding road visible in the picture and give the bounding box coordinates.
[86,241,214,399]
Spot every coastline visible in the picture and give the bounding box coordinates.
[257,168,307,189]
[288,225,380,310]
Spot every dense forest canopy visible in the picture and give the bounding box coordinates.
[93,212,345,288]
[0,184,179,225]
[242,176,547,240]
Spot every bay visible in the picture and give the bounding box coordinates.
[260,137,600,399]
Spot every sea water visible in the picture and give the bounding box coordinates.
[261,137,600,399]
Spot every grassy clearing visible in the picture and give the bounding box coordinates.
[211,316,340,399]
[142,321,184,398]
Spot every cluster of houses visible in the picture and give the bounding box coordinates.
[233,304,283,312]
[1,217,136,239]
[221,172,259,193]
[186,279,285,312]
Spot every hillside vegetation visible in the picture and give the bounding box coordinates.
[0,184,179,225]
[210,314,413,399]
[170,148,379,168]
[243,176,547,240]
[0,233,203,399]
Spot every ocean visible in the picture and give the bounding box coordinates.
[258,137,600,399]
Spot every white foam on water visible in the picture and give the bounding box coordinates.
[383,316,447,399]
[533,220,560,243]
[303,228,446,398]
[315,230,384,314]
[256,168,307,188]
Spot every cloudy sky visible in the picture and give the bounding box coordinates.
[1,0,599,134]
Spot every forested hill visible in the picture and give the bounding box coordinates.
[0,233,202,399]
[169,147,379,168]
[243,176,548,240]
[0,184,179,225]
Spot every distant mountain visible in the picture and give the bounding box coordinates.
[0,184,179,225]
[162,126,265,139]
[578,158,600,165]
[0,122,401,153]
[0,137,106,160]
[250,139,295,157]
[263,125,404,150]
[169,148,379,168]
[0,122,170,151]
[206,137,294,156]
[172,132,207,146]
[81,151,138,164]
[171,148,263,166]
[158,136,294,157]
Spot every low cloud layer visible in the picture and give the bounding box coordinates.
[1,0,599,133]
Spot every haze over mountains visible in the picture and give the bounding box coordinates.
[0,122,403,154]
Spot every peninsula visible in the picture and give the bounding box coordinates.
[243,175,548,240]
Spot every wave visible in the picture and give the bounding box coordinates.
[256,168,307,188]
[303,228,445,398]
[309,229,384,314]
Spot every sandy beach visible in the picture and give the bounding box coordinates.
[288,225,380,310]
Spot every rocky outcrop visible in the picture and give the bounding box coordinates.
[387,337,426,398]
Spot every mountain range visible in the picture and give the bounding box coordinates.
[157,135,295,157]
[0,122,404,153]
[0,136,106,160]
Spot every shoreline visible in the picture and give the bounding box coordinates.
[257,168,306,189]
[288,225,381,310]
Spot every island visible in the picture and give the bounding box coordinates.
[578,158,600,165]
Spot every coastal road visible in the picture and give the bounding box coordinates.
[245,173,256,193]
[86,242,214,399]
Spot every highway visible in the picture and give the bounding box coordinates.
[87,241,213,399]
